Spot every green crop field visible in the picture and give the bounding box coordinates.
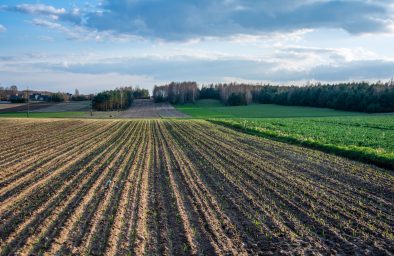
[175,99,394,168]
[175,99,364,118]
[213,115,394,169]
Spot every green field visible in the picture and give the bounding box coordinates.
[213,116,394,169]
[175,99,364,118]
[2,100,393,169]
[175,99,394,169]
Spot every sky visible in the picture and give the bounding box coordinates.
[0,0,394,94]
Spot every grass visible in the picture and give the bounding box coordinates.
[0,112,88,118]
[212,116,394,170]
[175,99,364,118]
[3,100,393,169]
[176,99,394,169]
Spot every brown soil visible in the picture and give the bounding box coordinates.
[119,99,189,118]
[0,103,55,113]
[0,119,393,256]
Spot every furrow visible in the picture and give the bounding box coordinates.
[85,121,148,255]
[22,122,139,256]
[105,121,151,256]
[0,122,129,250]
[45,121,140,256]
[0,121,115,201]
[174,120,393,253]
[0,121,123,214]
[0,121,88,169]
[159,121,248,255]
[0,121,100,180]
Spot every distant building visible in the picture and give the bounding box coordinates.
[30,93,50,102]
[66,93,72,101]
[0,86,74,103]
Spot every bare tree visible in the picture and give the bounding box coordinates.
[10,85,18,96]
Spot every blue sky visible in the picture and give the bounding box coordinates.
[0,0,394,93]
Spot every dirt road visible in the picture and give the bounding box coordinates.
[119,99,189,118]
[0,103,53,113]
[30,101,91,112]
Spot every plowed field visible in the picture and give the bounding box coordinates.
[120,99,189,118]
[0,119,393,255]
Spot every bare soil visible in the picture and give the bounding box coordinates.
[0,104,25,110]
[0,119,393,255]
[119,99,189,118]
[30,101,91,112]
[0,102,53,113]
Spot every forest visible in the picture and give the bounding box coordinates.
[92,87,134,111]
[153,82,199,104]
[254,82,394,113]
[168,81,394,113]
[93,81,394,113]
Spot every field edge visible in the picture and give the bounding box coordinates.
[210,119,394,171]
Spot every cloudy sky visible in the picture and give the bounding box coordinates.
[0,0,394,93]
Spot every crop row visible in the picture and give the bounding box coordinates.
[211,116,394,169]
[0,119,392,255]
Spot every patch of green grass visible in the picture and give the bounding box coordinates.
[212,116,394,170]
[175,99,364,118]
[0,112,88,118]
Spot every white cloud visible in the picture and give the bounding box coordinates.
[14,4,66,15]
[207,29,314,44]
[2,4,83,25]
[72,0,394,40]
[31,19,141,42]
[2,48,393,89]
[3,1,393,41]
[1,58,393,95]
[0,24,6,32]
[271,45,382,71]
[0,69,161,94]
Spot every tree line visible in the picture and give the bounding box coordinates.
[155,81,394,113]
[153,82,198,104]
[93,87,134,111]
[0,85,18,101]
[0,85,74,103]
[132,88,150,99]
[92,87,150,111]
[254,82,394,113]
